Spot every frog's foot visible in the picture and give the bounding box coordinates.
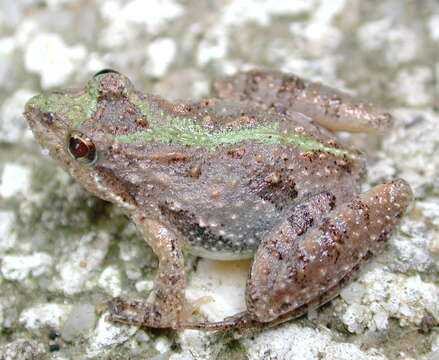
[181,311,279,338]
[107,297,177,329]
[181,311,253,331]
[108,297,252,331]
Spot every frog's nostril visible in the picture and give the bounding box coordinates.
[41,112,55,125]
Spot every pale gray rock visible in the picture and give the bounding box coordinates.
[0,339,45,360]
[61,304,96,341]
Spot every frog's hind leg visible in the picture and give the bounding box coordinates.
[107,218,187,329]
[212,70,392,134]
[245,179,412,325]
[182,179,412,331]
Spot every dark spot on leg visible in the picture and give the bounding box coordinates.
[326,192,337,210]
[289,207,314,236]
[287,192,338,237]
[256,173,298,210]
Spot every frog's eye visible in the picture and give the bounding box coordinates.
[93,69,120,77]
[68,132,97,166]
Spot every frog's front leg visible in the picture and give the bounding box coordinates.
[108,218,186,329]
[212,70,392,134]
[184,179,412,330]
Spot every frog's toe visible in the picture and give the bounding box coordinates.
[107,297,161,327]
[181,311,254,330]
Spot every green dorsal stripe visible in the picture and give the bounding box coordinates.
[113,117,353,158]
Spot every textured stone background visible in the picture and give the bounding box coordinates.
[0,0,438,359]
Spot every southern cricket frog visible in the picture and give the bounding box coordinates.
[24,69,413,330]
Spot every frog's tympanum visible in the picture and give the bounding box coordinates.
[25,70,413,331]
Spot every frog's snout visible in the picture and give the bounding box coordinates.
[24,94,66,152]
[24,93,65,131]
[24,95,47,126]
[24,96,42,129]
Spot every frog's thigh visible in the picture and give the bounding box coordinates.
[109,218,186,329]
[246,180,412,323]
[212,70,392,134]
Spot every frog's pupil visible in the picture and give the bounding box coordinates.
[69,136,90,158]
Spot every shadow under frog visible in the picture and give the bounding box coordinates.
[24,69,413,331]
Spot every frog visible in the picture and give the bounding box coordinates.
[24,69,413,331]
